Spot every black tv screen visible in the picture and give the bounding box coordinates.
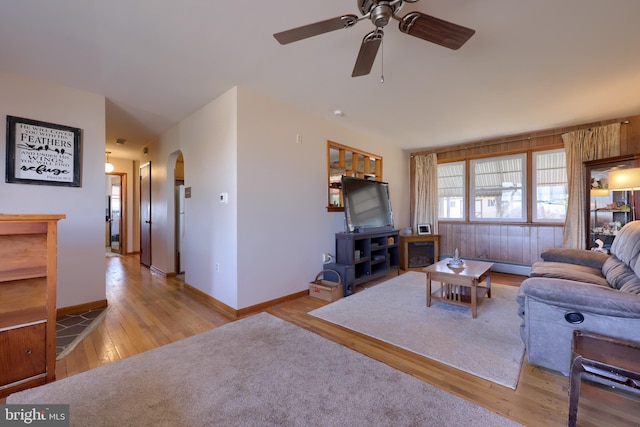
[342,176,394,233]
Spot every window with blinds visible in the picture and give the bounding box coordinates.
[470,153,526,221]
[533,149,568,221]
[436,149,566,222]
[437,161,465,220]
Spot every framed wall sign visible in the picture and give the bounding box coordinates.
[5,116,82,187]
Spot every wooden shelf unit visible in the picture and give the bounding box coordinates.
[0,214,64,398]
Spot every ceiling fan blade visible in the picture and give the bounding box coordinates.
[399,12,475,50]
[352,30,383,77]
[274,15,359,45]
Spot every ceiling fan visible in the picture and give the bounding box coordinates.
[273,0,475,77]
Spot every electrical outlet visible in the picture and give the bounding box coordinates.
[215,263,220,272]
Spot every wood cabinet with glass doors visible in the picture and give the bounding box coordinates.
[327,141,383,211]
[585,155,640,251]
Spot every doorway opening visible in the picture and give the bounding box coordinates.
[106,173,127,255]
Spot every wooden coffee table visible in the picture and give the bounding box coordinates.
[424,259,493,318]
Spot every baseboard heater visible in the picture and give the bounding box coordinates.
[438,256,531,277]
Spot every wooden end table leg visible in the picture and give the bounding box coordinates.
[568,356,585,427]
[426,273,432,307]
[486,272,492,298]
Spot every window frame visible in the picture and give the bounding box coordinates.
[434,147,568,225]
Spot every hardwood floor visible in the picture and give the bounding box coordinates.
[6,254,639,426]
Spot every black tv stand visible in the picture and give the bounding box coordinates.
[335,230,400,286]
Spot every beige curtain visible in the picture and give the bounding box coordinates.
[562,123,620,249]
[413,153,439,234]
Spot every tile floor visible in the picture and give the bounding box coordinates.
[56,308,107,357]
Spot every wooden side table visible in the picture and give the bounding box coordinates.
[568,330,640,427]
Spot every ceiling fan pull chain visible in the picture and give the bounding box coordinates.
[380,35,385,83]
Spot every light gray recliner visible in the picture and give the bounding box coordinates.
[517,220,640,375]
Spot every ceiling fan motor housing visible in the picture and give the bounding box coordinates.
[359,0,404,27]
[372,4,393,27]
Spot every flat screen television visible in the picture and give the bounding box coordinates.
[342,176,394,233]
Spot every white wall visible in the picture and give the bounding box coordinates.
[0,72,106,309]
[150,86,408,310]
[149,87,239,307]
[236,87,408,308]
[0,71,413,313]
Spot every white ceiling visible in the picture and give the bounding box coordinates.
[2,0,640,160]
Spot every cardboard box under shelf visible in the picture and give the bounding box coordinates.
[309,279,343,302]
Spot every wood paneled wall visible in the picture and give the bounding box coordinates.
[438,223,564,265]
[411,113,640,266]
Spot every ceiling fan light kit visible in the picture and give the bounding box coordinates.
[274,0,475,77]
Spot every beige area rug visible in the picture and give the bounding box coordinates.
[309,271,525,389]
[9,313,520,427]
